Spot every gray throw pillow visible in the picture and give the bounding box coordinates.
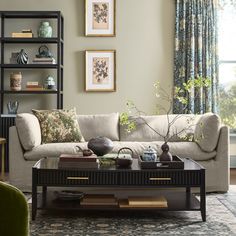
[194,113,221,152]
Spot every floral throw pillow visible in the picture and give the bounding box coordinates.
[32,108,84,143]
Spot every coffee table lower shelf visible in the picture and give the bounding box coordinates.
[36,191,201,213]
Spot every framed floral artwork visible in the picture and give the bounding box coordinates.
[85,0,116,36]
[85,50,116,92]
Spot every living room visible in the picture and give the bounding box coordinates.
[0,0,236,235]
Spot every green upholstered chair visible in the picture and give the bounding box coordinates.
[0,181,29,236]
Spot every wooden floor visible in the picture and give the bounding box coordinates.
[230,168,236,185]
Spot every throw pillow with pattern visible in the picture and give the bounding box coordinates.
[32,108,84,143]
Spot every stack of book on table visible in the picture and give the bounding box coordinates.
[80,194,118,206]
[119,196,168,208]
[32,57,56,64]
[58,153,99,169]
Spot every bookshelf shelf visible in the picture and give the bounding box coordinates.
[2,90,60,94]
[0,37,63,44]
[0,64,59,69]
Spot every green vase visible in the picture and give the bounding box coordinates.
[38,21,52,38]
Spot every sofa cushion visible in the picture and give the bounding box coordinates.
[24,141,216,162]
[77,113,119,141]
[15,113,41,150]
[32,108,84,144]
[111,141,216,161]
[120,114,198,142]
[194,113,221,152]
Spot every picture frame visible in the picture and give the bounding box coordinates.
[85,50,116,92]
[85,0,116,37]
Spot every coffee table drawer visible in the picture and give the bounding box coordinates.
[36,170,118,186]
[119,171,201,186]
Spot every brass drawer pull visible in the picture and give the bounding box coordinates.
[149,177,171,181]
[67,177,89,180]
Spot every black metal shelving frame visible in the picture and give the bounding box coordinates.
[0,11,64,112]
[0,11,64,171]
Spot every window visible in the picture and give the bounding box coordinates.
[218,3,236,130]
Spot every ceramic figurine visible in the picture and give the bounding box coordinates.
[16,49,28,64]
[7,101,19,114]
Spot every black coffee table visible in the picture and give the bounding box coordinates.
[32,157,206,221]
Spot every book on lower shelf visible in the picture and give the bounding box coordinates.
[26,81,39,86]
[119,196,168,208]
[80,194,118,206]
[26,85,43,89]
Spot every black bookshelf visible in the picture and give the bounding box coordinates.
[0,11,64,171]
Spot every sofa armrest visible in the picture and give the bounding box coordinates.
[216,125,229,162]
[9,126,25,174]
[214,125,229,192]
[15,113,41,150]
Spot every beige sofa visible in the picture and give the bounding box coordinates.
[9,112,229,192]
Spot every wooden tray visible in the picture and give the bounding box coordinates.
[139,155,184,169]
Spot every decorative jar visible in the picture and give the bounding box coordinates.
[44,76,55,89]
[38,21,52,38]
[142,146,157,162]
[10,72,22,91]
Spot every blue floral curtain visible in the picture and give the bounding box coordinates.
[173,0,219,114]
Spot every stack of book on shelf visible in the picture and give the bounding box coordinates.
[32,57,56,64]
[80,194,118,206]
[58,153,99,169]
[25,81,43,90]
[119,196,168,208]
[11,29,33,38]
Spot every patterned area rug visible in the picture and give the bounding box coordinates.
[28,193,236,236]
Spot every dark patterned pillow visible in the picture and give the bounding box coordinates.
[32,108,84,143]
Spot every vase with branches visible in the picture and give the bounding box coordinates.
[120,76,211,161]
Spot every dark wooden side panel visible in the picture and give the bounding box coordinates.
[0,116,15,172]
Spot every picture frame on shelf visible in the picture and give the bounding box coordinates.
[85,0,116,37]
[85,50,116,92]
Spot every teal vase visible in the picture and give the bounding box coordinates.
[38,21,52,38]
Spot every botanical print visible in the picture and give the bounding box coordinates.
[92,57,109,84]
[92,2,109,29]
